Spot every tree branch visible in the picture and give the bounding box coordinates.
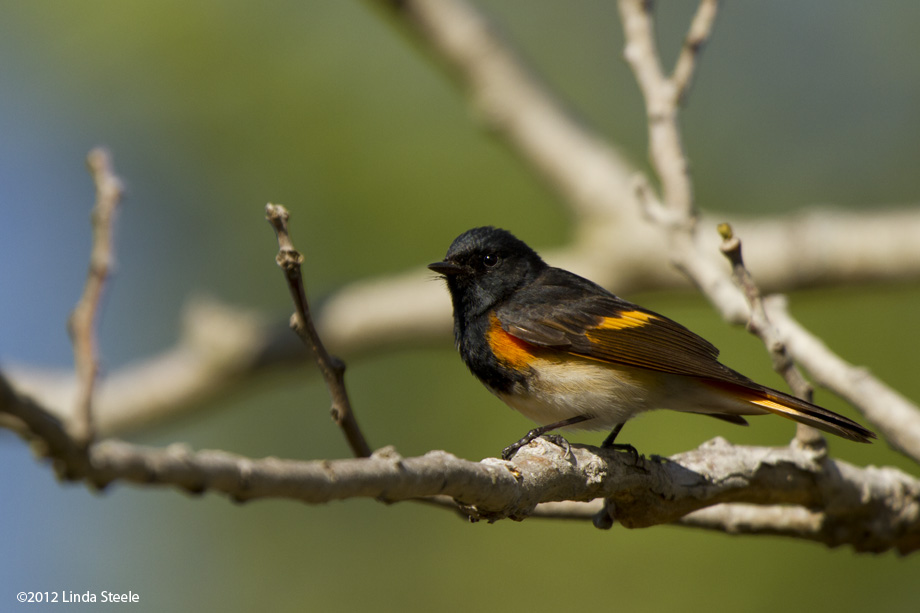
[266,204,371,458]
[718,222,825,448]
[66,148,124,447]
[766,297,920,464]
[619,0,698,219]
[672,0,719,104]
[3,374,917,553]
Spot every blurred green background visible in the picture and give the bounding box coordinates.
[2,1,919,611]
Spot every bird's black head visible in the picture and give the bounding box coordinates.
[429,226,547,320]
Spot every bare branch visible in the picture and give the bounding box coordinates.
[679,496,920,551]
[718,223,824,448]
[529,500,603,520]
[672,0,719,104]
[766,297,920,465]
[266,204,371,458]
[618,0,696,218]
[66,147,124,447]
[546,498,909,551]
[681,503,822,534]
[3,375,917,553]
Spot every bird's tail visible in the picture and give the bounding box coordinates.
[707,380,876,443]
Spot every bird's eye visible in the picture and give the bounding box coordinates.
[482,253,499,268]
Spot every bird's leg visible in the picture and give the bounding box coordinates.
[601,423,624,447]
[601,422,639,464]
[602,423,637,458]
[501,415,590,460]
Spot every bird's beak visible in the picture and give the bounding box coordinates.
[428,260,465,276]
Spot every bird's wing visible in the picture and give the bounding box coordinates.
[495,267,740,382]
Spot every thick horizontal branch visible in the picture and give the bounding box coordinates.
[3,374,918,554]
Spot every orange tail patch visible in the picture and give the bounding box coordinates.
[708,380,875,443]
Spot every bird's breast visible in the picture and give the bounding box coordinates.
[494,353,664,429]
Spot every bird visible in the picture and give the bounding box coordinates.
[428,226,875,460]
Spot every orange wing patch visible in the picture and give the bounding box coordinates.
[488,313,537,369]
[593,310,657,331]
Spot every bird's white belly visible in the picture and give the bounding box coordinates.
[494,357,664,430]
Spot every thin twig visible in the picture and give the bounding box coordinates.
[672,0,719,104]
[717,223,824,447]
[67,148,124,447]
[265,204,371,458]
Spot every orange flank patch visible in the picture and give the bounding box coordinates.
[594,310,656,331]
[487,314,537,369]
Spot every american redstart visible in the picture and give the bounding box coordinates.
[429,226,875,460]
